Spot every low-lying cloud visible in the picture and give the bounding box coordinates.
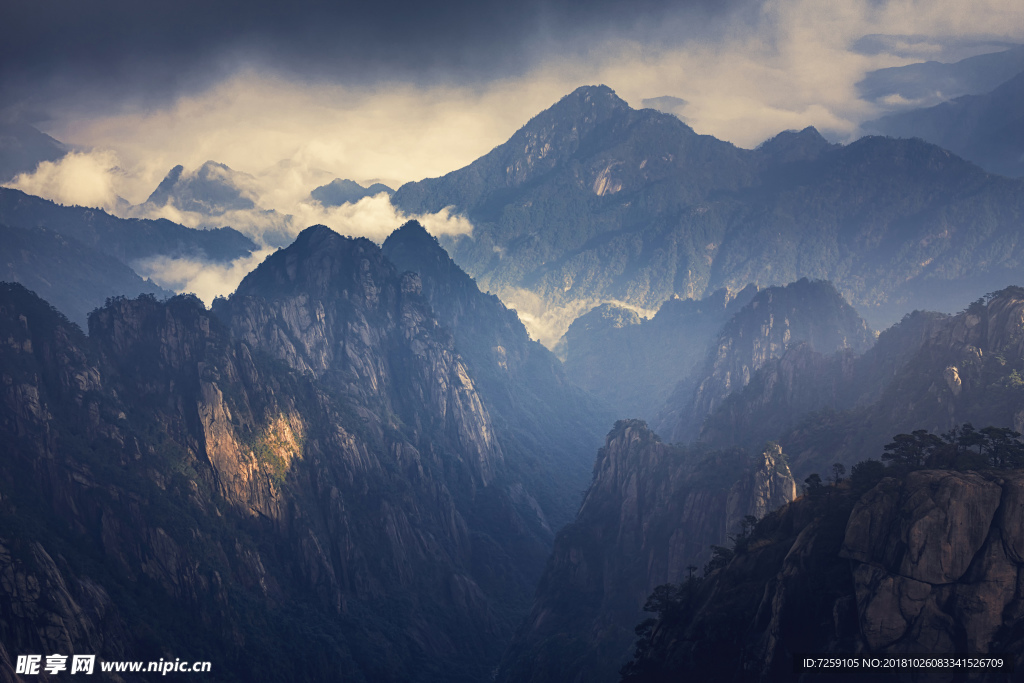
[6,149,474,245]
[7,150,125,211]
[133,248,277,307]
[497,285,658,350]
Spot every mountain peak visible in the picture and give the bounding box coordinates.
[385,219,434,247]
[382,220,468,291]
[145,164,185,205]
[292,223,341,247]
[757,126,834,163]
[143,160,257,213]
[565,84,623,103]
[231,224,383,302]
[543,84,629,122]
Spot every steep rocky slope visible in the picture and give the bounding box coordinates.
[496,421,796,683]
[382,221,611,528]
[656,279,875,443]
[698,308,951,457]
[0,282,504,681]
[620,469,1024,682]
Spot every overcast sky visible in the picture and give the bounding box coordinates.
[5,0,1022,198]
[3,0,1022,328]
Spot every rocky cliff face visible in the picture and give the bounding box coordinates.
[657,278,874,443]
[216,225,504,487]
[621,469,1024,682]
[0,224,603,682]
[382,221,611,529]
[496,420,796,683]
[0,281,503,681]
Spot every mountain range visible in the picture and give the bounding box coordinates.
[392,85,1024,342]
[856,44,1024,111]
[0,222,171,328]
[0,186,256,326]
[4,61,1024,683]
[0,187,256,265]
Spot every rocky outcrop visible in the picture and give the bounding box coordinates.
[496,421,796,683]
[841,470,1021,656]
[0,535,144,682]
[621,469,1024,682]
[747,287,1024,478]
[216,225,504,487]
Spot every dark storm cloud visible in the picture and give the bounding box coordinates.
[1,0,755,118]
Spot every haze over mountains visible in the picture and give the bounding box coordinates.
[856,44,1024,111]
[5,35,1024,683]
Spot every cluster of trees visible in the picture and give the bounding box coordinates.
[803,423,1024,497]
[880,423,1024,471]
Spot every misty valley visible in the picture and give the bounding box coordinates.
[3,44,1024,683]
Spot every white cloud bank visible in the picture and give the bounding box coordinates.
[133,248,277,307]
[7,150,127,211]
[126,191,475,305]
[6,150,475,306]
[497,286,659,350]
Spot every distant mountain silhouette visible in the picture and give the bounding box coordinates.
[311,178,394,206]
[0,122,67,182]
[144,161,260,214]
[0,186,256,263]
[856,45,1024,111]
[864,69,1024,178]
[0,223,171,327]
